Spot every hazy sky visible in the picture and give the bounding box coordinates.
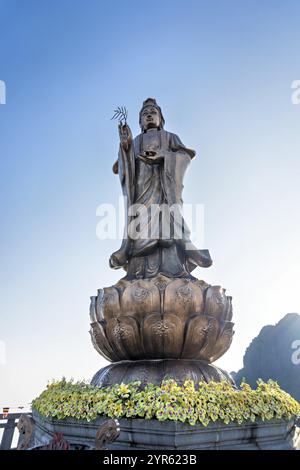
[1,0,300,408]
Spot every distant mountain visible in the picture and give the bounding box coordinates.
[235,313,300,401]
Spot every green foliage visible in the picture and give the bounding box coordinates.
[32,378,300,427]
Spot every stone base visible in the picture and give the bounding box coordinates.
[91,359,235,388]
[33,411,300,450]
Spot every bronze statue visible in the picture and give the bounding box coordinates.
[109,98,212,279]
[90,98,234,387]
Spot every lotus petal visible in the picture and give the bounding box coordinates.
[204,286,230,321]
[164,279,203,319]
[210,321,235,362]
[89,320,119,362]
[195,316,220,361]
[121,280,160,319]
[99,286,121,321]
[90,295,98,323]
[224,296,233,322]
[142,313,184,358]
[105,316,141,360]
[181,314,209,358]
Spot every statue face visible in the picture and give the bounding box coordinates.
[140,106,161,131]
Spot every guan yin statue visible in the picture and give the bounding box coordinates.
[90,98,234,386]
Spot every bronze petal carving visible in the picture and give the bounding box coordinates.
[195,316,220,362]
[204,286,232,321]
[142,313,185,359]
[89,321,119,362]
[164,279,203,319]
[100,287,121,321]
[115,316,143,360]
[181,315,209,359]
[121,280,160,319]
[105,316,141,361]
[224,296,233,322]
[210,321,235,362]
[89,296,119,361]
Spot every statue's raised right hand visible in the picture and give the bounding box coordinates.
[118,123,132,151]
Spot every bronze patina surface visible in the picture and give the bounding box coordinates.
[90,274,233,363]
[91,99,234,384]
[110,98,212,279]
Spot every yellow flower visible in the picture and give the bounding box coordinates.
[118,383,130,395]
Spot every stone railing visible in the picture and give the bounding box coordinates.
[0,412,29,450]
[1,412,120,450]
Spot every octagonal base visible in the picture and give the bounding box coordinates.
[32,411,300,450]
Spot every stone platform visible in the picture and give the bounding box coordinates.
[33,410,300,450]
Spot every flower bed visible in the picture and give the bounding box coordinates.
[32,379,300,427]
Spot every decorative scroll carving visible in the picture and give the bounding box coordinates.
[17,414,35,450]
[95,419,120,450]
[18,420,120,450]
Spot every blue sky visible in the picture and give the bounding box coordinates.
[1,0,300,407]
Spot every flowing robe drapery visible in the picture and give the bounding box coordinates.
[111,128,210,279]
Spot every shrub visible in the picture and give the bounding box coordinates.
[32,378,300,426]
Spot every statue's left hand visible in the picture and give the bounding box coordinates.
[138,150,164,165]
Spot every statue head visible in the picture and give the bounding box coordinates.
[139,98,165,132]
